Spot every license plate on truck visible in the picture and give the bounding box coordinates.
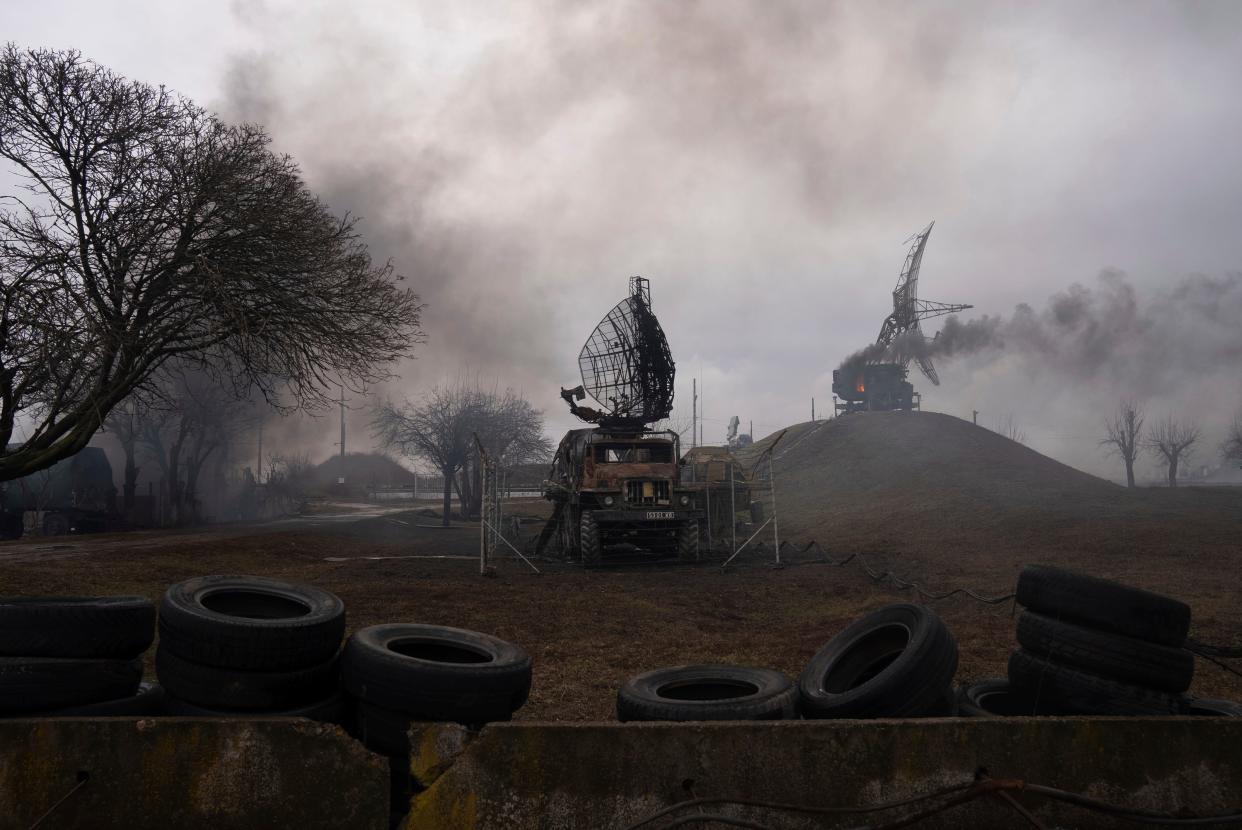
[645,511,676,520]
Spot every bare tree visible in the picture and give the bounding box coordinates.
[1101,400,1144,487]
[103,399,145,513]
[373,385,478,527]
[1145,415,1200,487]
[1223,411,1242,469]
[0,47,424,481]
[457,390,553,518]
[372,383,551,526]
[132,368,254,524]
[995,413,1027,445]
[265,452,313,516]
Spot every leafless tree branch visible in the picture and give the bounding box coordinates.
[0,46,424,480]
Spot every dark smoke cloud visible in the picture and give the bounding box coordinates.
[843,270,1242,403]
[169,0,1242,477]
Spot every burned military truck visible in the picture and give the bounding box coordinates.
[537,277,701,565]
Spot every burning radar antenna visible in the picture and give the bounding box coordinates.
[876,221,972,385]
[832,221,972,414]
[561,276,675,429]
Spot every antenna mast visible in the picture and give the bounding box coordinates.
[874,221,972,385]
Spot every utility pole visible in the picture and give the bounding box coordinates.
[338,387,348,485]
[972,409,978,426]
[256,417,263,484]
[692,379,698,449]
[812,398,816,422]
[699,375,704,447]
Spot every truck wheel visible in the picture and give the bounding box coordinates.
[677,521,699,562]
[579,511,601,566]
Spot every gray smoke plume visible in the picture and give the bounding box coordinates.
[841,269,1242,400]
[177,0,1242,477]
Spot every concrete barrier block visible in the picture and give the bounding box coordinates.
[0,718,388,830]
[403,718,1242,829]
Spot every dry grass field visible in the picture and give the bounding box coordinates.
[2,411,1240,721]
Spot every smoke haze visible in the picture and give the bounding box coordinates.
[7,0,1242,481]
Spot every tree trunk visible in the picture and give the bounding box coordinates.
[1124,457,1135,488]
[441,467,453,527]
[184,443,216,525]
[1168,456,1179,487]
[122,446,139,512]
[167,420,191,525]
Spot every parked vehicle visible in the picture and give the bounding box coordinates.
[0,447,118,539]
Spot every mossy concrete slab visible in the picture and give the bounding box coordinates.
[0,717,388,829]
[404,717,1242,829]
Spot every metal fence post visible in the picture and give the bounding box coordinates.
[704,477,711,558]
[729,461,736,557]
[770,450,780,565]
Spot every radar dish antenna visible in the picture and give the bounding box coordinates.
[874,221,972,385]
[562,276,675,429]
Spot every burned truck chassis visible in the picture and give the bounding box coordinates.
[541,428,701,565]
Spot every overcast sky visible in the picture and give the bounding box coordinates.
[6,1,1242,480]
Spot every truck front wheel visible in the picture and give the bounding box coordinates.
[579,511,602,567]
[678,521,699,563]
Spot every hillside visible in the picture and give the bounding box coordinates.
[739,411,1242,582]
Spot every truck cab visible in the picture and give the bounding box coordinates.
[543,428,701,564]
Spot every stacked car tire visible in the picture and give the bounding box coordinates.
[956,565,1242,717]
[0,596,161,716]
[156,576,346,721]
[342,624,533,757]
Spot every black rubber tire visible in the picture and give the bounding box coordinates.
[0,656,143,713]
[1007,648,1184,715]
[156,645,339,710]
[158,575,345,670]
[1182,697,1242,717]
[956,679,1062,717]
[1015,611,1193,693]
[1015,566,1190,647]
[617,664,799,722]
[0,596,155,658]
[40,682,165,717]
[163,689,346,722]
[579,511,601,566]
[352,699,417,757]
[677,521,699,563]
[341,624,532,724]
[799,604,959,719]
